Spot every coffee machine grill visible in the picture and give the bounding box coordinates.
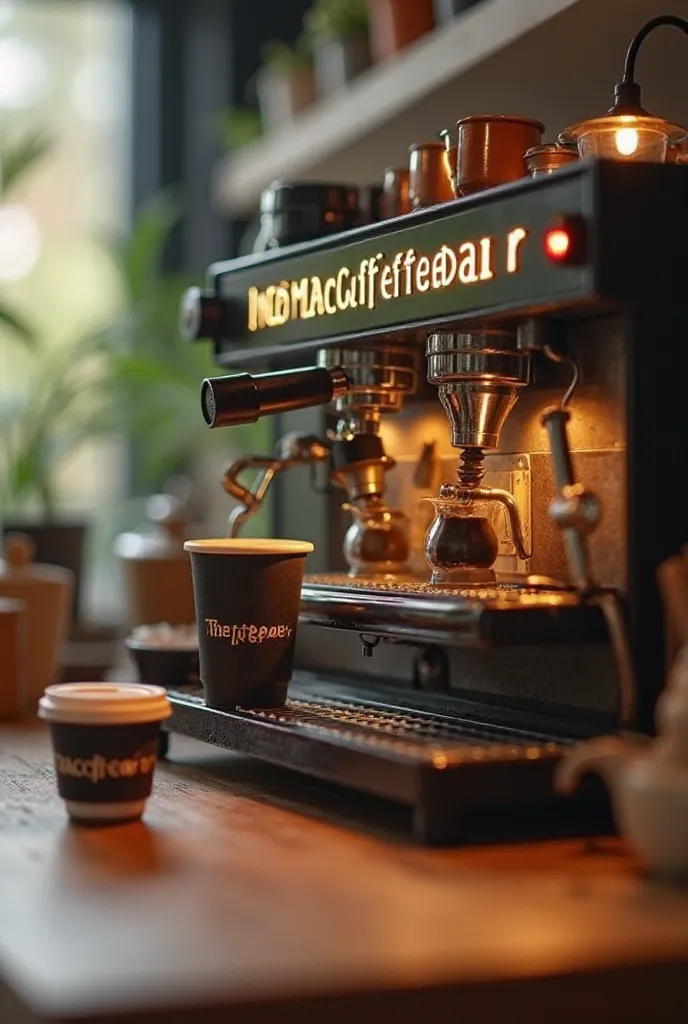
[167,160,688,843]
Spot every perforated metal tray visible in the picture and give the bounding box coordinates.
[299,574,610,647]
[164,675,603,844]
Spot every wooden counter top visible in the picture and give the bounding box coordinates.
[1,722,688,1024]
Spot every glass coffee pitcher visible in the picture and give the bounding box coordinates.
[342,498,410,578]
[423,481,530,584]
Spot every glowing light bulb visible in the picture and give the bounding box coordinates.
[615,126,639,157]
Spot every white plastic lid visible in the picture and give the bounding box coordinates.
[184,538,314,556]
[38,682,172,725]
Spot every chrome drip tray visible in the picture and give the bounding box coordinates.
[300,574,610,648]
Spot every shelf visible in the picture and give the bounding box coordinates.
[214,0,688,216]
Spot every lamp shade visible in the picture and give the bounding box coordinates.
[560,114,686,163]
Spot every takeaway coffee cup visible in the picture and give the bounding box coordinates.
[38,682,171,825]
[184,538,314,710]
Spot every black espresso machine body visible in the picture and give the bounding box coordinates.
[167,160,688,843]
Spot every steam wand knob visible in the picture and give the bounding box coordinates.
[180,286,224,342]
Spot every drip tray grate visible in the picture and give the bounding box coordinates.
[165,679,584,843]
[242,696,568,762]
[302,574,569,601]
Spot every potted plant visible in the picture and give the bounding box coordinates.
[255,38,316,133]
[0,130,97,617]
[366,0,435,63]
[0,321,122,621]
[0,190,220,623]
[303,0,371,98]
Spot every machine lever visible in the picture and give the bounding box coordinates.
[542,407,600,593]
[542,404,636,729]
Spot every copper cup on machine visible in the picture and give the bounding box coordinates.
[408,141,456,208]
[454,114,545,195]
[523,142,578,177]
[380,167,412,218]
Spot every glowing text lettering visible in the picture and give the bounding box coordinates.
[247,226,529,332]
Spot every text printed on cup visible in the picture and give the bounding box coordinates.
[204,619,293,644]
[54,752,157,782]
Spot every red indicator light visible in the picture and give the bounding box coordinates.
[544,227,572,261]
[542,215,587,265]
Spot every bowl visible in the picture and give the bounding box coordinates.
[125,639,200,690]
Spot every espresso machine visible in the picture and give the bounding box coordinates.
[168,157,688,843]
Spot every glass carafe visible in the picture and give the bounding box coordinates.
[342,499,410,578]
[423,482,530,584]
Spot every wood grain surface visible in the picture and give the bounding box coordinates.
[1,721,688,1024]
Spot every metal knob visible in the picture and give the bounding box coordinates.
[180,286,224,342]
[549,484,602,535]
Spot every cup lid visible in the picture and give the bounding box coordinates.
[38,682,171,725]
[184,538,314,555]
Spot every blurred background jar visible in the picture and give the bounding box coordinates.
[253,182,361,252]
[114,494,196,630]
[0,598,27,720]
[380,167,411,218]
[0,534,73,707]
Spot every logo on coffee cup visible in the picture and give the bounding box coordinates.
[204,619,293,645]
[54,752,157,783]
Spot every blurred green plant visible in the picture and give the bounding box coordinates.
[105,189,224,493]
[0,129,52,196]
[0,188,239,518]
[216,106,263,151]
[303,0,369,41]
[0,128,53,350]
[0,330,126,516]
[218,39,311,154]
[259,36,313,72]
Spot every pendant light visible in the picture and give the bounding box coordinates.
[560,14,688,162]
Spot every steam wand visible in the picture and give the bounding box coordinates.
[541,349,636,729]
[199,365,347,537]
[203,363,413,578]
[223,434,329,538]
